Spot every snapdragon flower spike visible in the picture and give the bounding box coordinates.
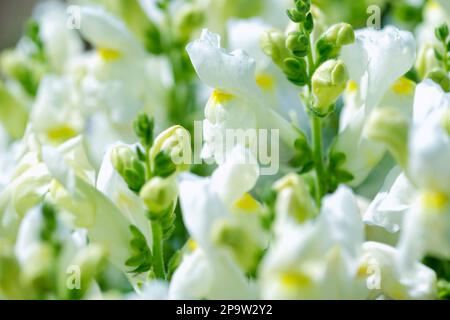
[364,80,450,266]
[186,29,297,163]
[334,26,416,186]
[170,146,265,299]
[397,80,450,265]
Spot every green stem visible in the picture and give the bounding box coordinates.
[145,146,151,181]
[151,220,165,279]
[311,115,325,207]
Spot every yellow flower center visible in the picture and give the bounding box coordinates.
[391,77,415,96]
[211,89,234,104]
[187,239,198,251]
[280,271,312,288]
[256,73,275,92]
[47,125,77,142]
[346,80,358,93]
[97,48,122,61]
[234,193,260,212]
[421,191,448,211]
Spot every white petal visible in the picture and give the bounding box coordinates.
[186,29,259,96]
[80,6,145,57]
[211,145,259,205]
[362,242,437,300]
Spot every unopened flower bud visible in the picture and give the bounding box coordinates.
[111,145,146,192]
[364,107,409,167]
[312,59,349,115]
[150,125,192,172]
[304,12,314,33]
[260,30,291,67]
[175,5,205,42]
[140,176,178,215]
[325,23,355,46]
[316,23,354,62]
[286,32,309,57]
[273,173,317,224]
[286,8,304,23]
[283,57,308,86]
[415,43,439,79]
[426,69,450,92]
[295,0,311,14]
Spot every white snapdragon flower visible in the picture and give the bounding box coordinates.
[260,186,437,299]
[41,139,147,282]
[335,26,416,186]
[260,186,367,299]
[169,146,265,299]
[187,29,297,164]
[364,80,450,264]
[67,6,165,163]
[31,76,84,145]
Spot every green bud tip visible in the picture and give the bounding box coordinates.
[286,32,309,57]
[140,176,178,214]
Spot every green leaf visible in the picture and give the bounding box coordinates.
[435,24,449,42]
[335,170,354,183]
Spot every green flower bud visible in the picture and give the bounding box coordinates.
[311,59,349,115]
[316,23,354,62]
[304,12,314,33]
[286,8,304,23]
[150,125,192,172]
[273,173,317,224]
[426,69,450,92]
[111,145,146,192]
[325,23,355,46]
[295,0,310,14]
[175,5,205,42]
[416,43,440,79]
[260,30,291,67]
[283,57,308,86]
[140,176,178,215]
[286,32,309,57]
[212,219,262,273]
[364,107,409,168]
[133,113,154,148]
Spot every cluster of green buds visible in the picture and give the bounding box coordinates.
[112,113,191,279]
[425,24,450,92]
[261,0,354,116]
[112,114,191,219]
[262,1,355,205]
